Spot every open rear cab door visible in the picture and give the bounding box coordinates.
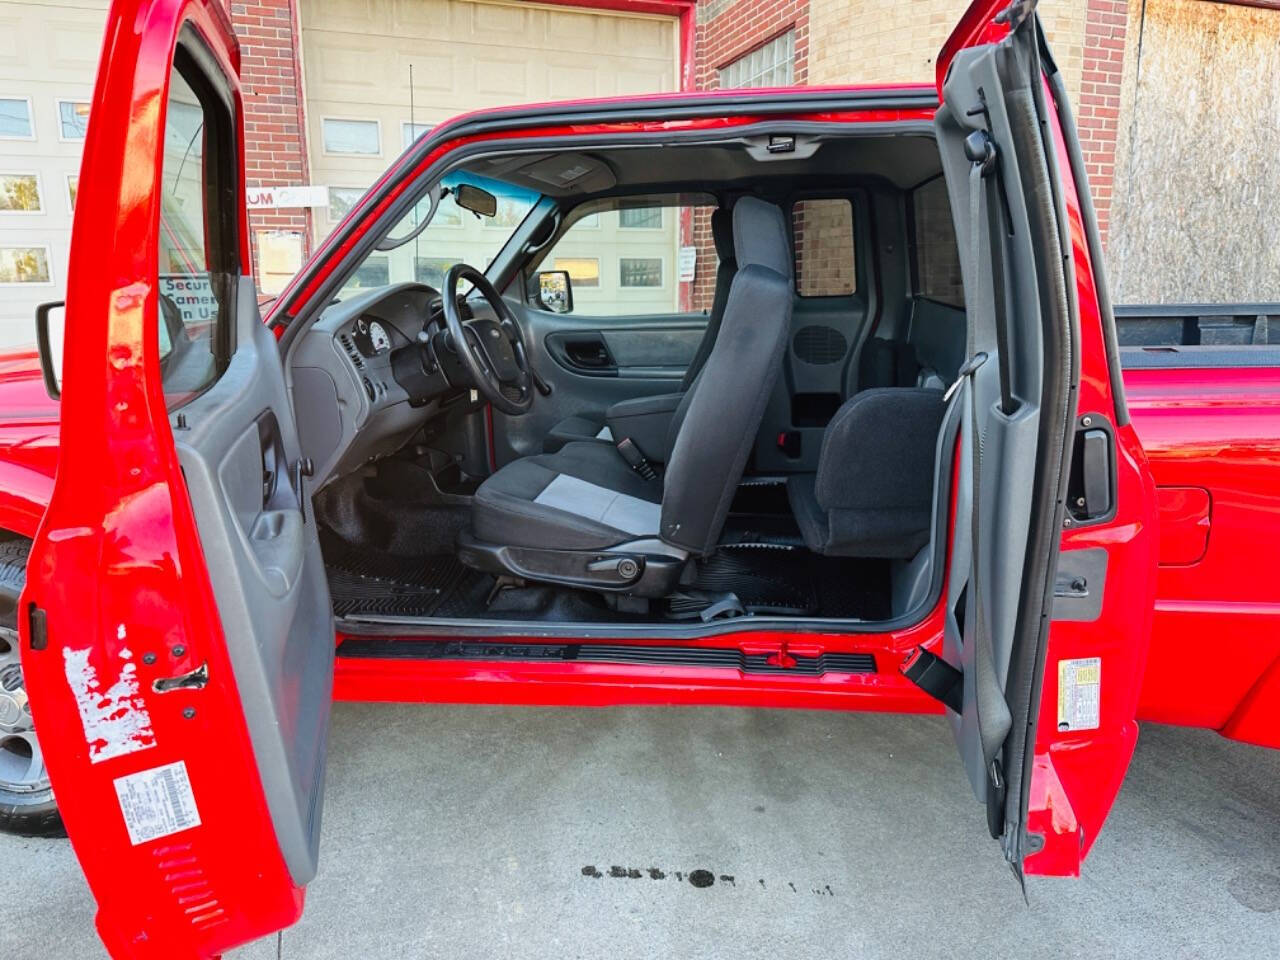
[922,0,1158,878]
[19,1,333,957]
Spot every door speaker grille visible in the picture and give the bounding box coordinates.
[793,325,848,365]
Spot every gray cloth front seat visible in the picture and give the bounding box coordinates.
[542,207,739,454]
[463,197,793,595]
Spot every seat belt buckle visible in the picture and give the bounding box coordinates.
[616,437,658,481]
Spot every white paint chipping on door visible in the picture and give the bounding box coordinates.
[300,0,680,242]
[63,645,156,763]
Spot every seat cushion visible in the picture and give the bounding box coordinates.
[473,441,661,550]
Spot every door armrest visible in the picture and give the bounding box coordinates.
[605,391,683,462]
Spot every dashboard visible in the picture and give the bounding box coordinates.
[287,282,491,489]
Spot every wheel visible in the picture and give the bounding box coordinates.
[0,538,63,837]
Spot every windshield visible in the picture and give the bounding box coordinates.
[336,172,541,300]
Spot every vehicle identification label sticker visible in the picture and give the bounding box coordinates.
[1057,657,1101,731]
[113,761,202,846]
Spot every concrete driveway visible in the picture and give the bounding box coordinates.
[5,705,1278,958]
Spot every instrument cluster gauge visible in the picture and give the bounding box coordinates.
[352,316,392,357]
[367,321,391,355]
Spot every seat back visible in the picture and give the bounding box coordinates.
[659,197,793,555]
[679,208,738,392]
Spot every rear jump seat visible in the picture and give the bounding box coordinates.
[786,298,965,559]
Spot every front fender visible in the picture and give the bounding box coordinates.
[0,461,54,540]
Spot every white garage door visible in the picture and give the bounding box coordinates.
[0,0,107,348]
[301,0,680,242]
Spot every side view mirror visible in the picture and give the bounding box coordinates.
[453,183,497,219]
[35,301,65,400]
[535,270,573,315]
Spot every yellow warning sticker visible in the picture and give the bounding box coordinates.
[1057,657,1101,732]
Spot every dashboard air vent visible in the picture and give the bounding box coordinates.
[338,334,365,369]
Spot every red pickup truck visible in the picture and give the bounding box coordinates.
[0,0,1277,957]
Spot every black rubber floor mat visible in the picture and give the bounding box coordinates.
[689,546,893,620]
[322,533,492,619]
[691,546,818,615]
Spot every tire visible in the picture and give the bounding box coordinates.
[0,537,64,837]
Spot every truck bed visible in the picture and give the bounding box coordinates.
[1118,307,1280,749]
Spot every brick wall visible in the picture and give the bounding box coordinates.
[695,0,810,90]
[1079,0,1129,245]
[230,0,312,293]
[687,0,811,308]
[793,199,856,297]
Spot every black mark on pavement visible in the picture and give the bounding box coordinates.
[580,864,833,897]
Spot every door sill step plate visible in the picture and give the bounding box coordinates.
[337,638,876,676]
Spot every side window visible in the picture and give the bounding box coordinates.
[539,198,718,317]
[157,53,236,406]
[911,177,964,307]
[792,198,856,297]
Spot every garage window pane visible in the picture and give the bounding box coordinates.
[328,186,364,223]
[323,118,380,156]
[554,257,600,288]
[414,257,460,288]
[0,98,32,138]
[719,31,794,89]
[0,174,42,212]
[620,257,662,287]
[0,246,51,284]
[66,176,78,212]
[619,201,662,229]
[402,122,433,149]
[58,101,90,139]
[351,255,390,289]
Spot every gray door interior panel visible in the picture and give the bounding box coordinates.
[495,300,709,463]
[938,40,1049,806]
[173,279,334,885]
[601,327,703,367]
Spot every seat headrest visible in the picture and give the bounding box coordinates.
[711,208,736,263]
[732,197,791,278]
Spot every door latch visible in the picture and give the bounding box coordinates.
[153,661,209,694]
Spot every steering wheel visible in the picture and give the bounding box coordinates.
[441,263,534,416]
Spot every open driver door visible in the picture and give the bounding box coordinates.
[21,1,334,956]
[917,0,1158,879]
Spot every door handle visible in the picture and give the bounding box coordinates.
[565,340,612,368]
[1066,415,1115,525]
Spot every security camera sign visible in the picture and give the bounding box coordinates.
[159,274,218,328]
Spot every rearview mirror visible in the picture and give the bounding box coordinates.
[35,301,65,400]
[535,270,573,315]
[454,183,498,219]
